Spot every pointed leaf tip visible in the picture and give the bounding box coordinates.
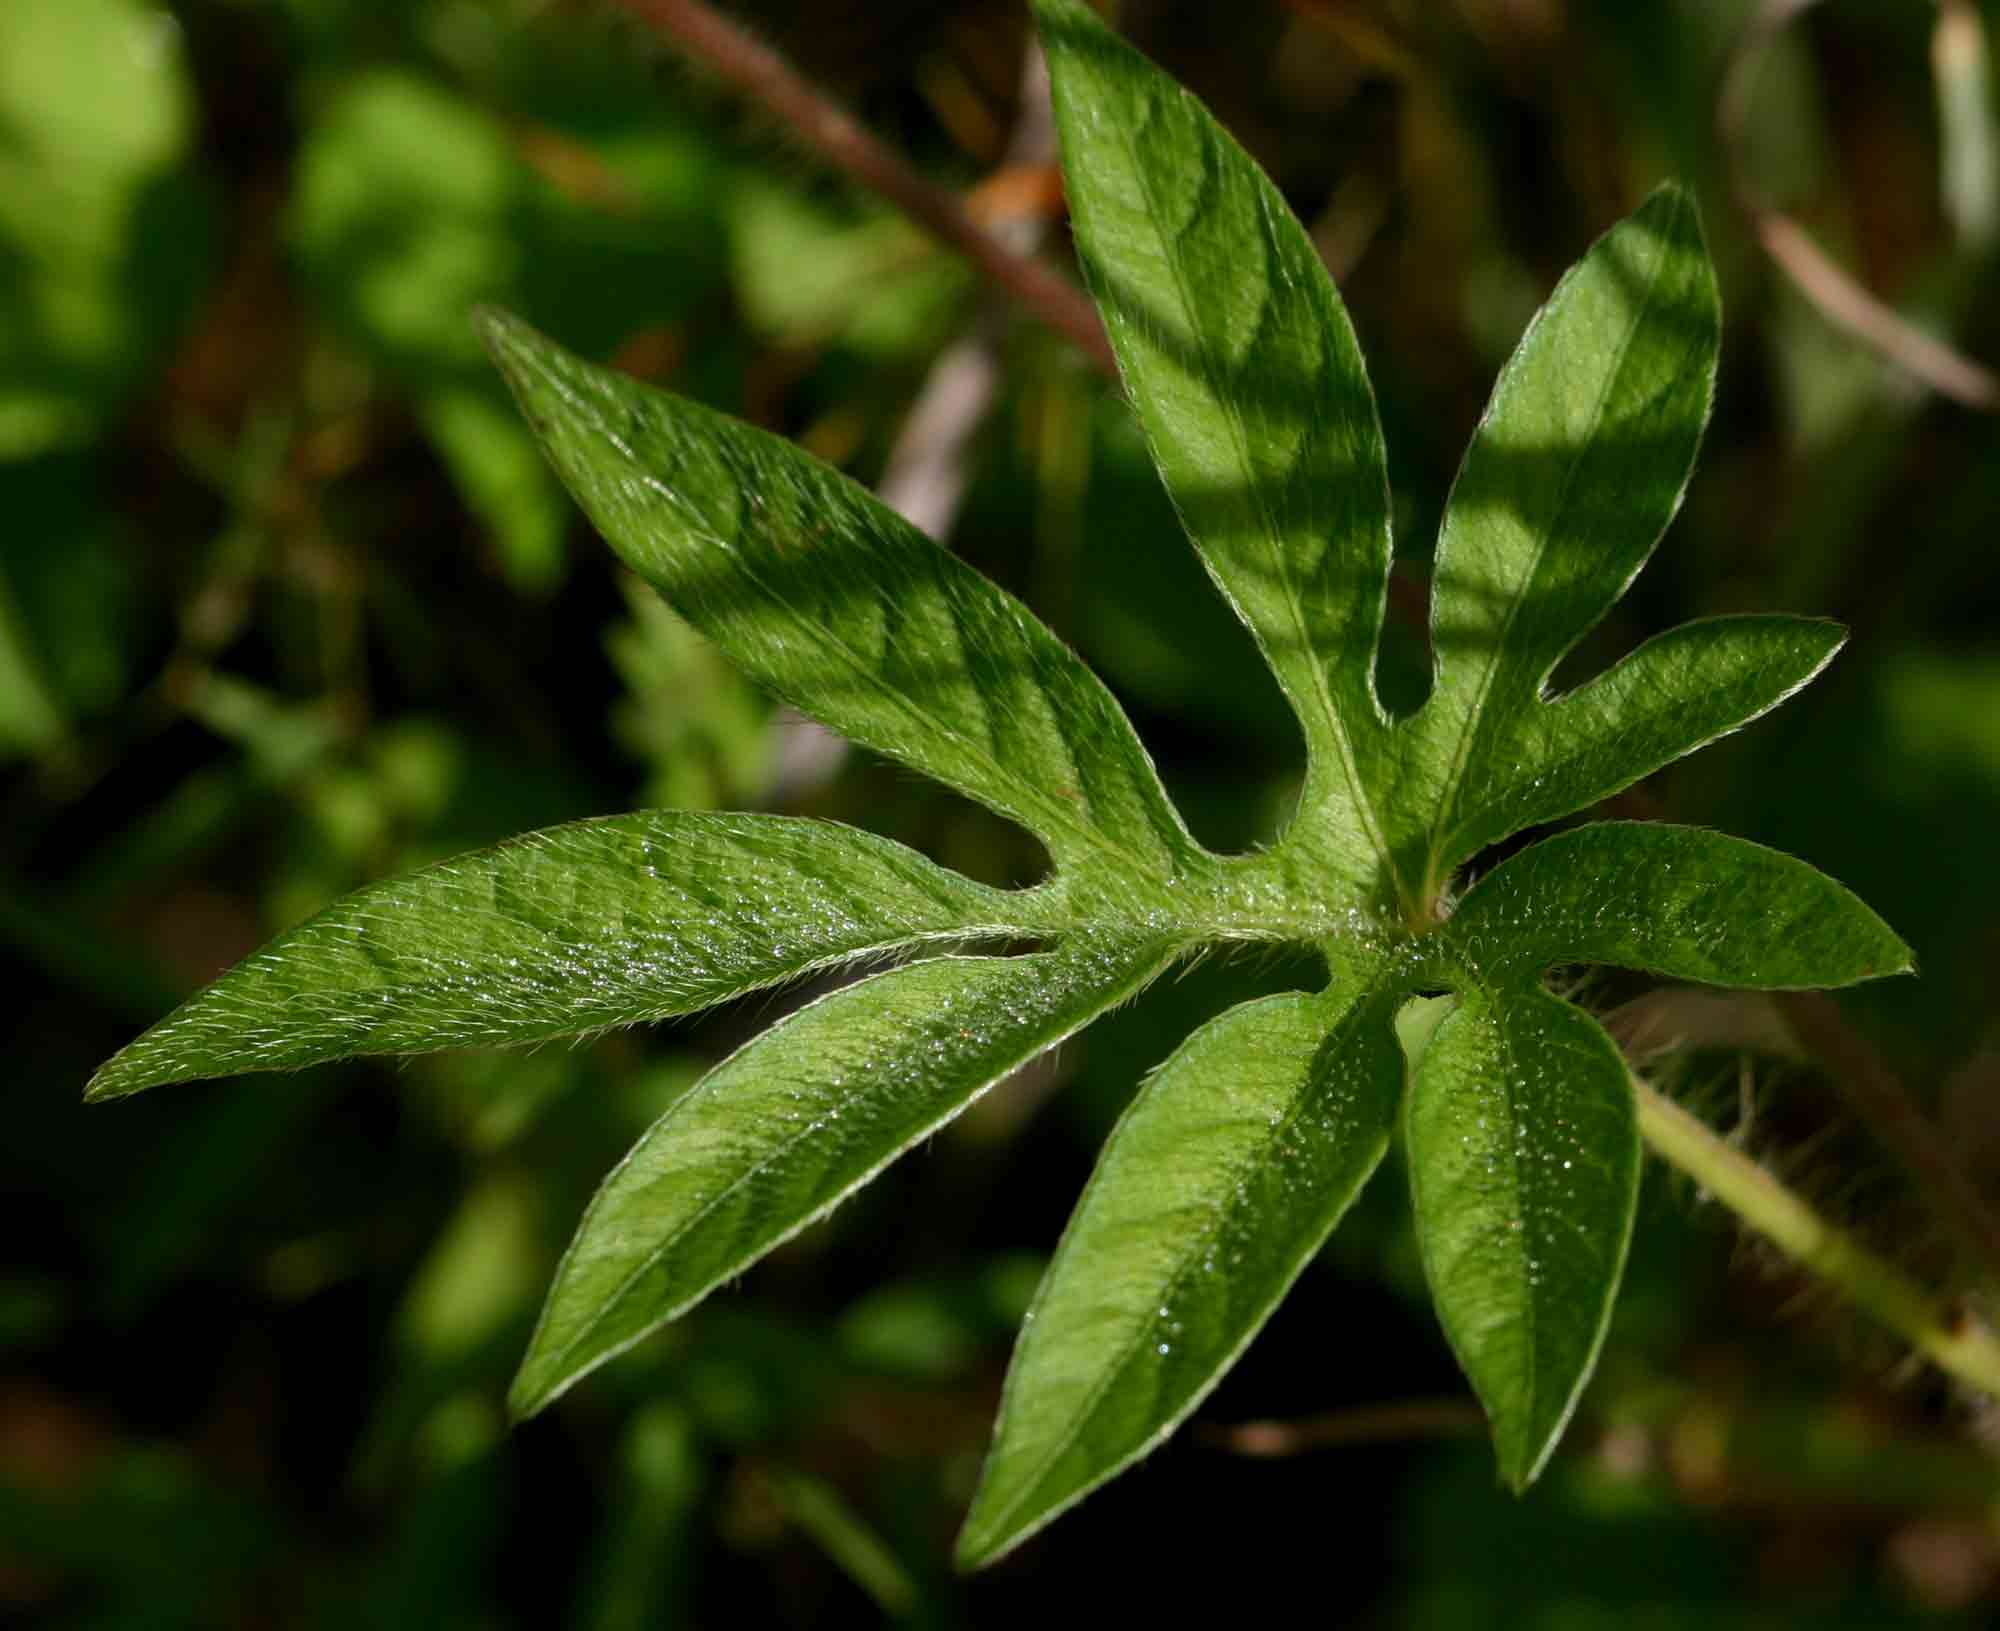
[82,1071,129,1105]
[471,304,526,378]
[956,983,1401,1566]
[1404,985,1640,1490]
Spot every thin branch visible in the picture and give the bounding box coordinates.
[1197,1398,1485,1458]
[1752,213,1998,408]
[1634,1076,2000,1403]
[606,0,1118,378]
[1717,0,1999,410]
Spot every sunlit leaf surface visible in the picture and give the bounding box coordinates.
[90,0,1915,1568]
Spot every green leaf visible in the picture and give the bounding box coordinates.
[1401,183,1721,898]
[728,176,972,358]
[510,937,1173,1416]
[1403,982,1640,1489]
[1444,822,1914,988]
[0,557,65,755]
[86,813,1041,1101]
[957,981,1401,1566]
[478,309,1194,881]
[0,0,211,457]
[0,458,138,744]
[419,388,571,592]
[82,0,1921,1554]
[292,71,519,376]
[1441,615,1845,867]
[1037,0,1395,894]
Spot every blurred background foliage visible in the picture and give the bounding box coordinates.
[8,0,2000,1623]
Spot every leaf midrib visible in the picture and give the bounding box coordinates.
[1490,990,1539,1469]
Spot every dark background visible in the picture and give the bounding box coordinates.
[8,0,2000,1623]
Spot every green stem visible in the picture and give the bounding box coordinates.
[1633,1078,2000,1401]
[762,1468,919,1619]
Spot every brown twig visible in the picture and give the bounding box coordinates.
[1717,0,1999,410]
[606,0,1118,379]
[1752,214,1998,408]
[1197,1397,1485,1457]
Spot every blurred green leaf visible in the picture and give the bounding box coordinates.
[833,1253,1050,1382]
[0,564,64,756]
[1,459,139,723]
[575,1404,705,1631]
[606,574,773,811]
[293,71,520,374]
[397,1175,543,1362]
[764,1465,922,1620]
[289,61,729,588]
[0,0,212,457]
[729,177,971,358]
[419,387,569,591]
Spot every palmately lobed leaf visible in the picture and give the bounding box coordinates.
[1027,0,1913,1528]
[86,812,1046,1100]
[81,0,1926,1569]
[1035,0,1838,934]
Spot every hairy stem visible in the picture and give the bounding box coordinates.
[1632,1078,2000,1401]
[1776,990,2000,1286]
[607,0,1118,377]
